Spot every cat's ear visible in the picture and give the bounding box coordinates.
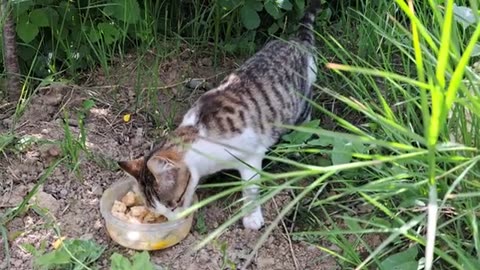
[146,156,178,184]
[118,157,144,179]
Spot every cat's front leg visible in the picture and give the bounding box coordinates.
[238,157,265,230]
[181,174,199,209]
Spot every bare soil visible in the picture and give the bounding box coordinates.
[0,51,339,270]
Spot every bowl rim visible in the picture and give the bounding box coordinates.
[100,178,196,232]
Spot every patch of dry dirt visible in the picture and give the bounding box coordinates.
[0,52,339,270]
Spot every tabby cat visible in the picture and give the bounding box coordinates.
[118,0,321,230]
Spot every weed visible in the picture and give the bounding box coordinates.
[194,208,208,235]
[110,251,158,270]
[60,99,95,177]
[23,238,105,270]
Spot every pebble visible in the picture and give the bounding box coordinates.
[2,118,12,127]
[2,185,27,205]
[131,128,144,147]
[43,93,63,106]
[186,78,206,90]
[81,233,94,240]
[48,145,61,157]
[34,191,60,214]
[256,257,275,268]
[12,259,23,268]
[92,184,103,196]
[200,57,212,66]
[94,219,103,229]
[60,189,68,198]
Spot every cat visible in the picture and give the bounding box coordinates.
[117,0,321,230]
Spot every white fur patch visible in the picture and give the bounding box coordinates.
[181,108,198,126]
[183,127,269,178]
[242,206,264,230]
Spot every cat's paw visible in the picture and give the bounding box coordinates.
[242,208,265,230]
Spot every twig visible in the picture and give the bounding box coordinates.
[273,197,299,270]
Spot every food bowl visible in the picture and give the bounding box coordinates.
[100,178,196,250]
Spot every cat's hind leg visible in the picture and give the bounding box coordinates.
[238,157,265,230]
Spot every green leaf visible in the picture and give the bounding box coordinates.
[294,0,305,17]
[245,0,263,11]
[452,4,477,29]
[278,0,293,10]
[34,239,104,269]
[282,119,320,144]
[30,8,50,27]
[58,2,80,27]
[103,0,141,24]
[380,246,419,270]
[88,27,101,43]
[82,99,95,111]
[97,22,121,44]
[44,7,59,27]
[131,251,155,270]
[110,252,156,270]
[240,5,260,30]
[110,253,132,270]
[268,22,280,35]
[20,243,40,257]
[14,0,34,17]
[472,43,480,57]
[308,137,333,147]
[16,20,39,43]
[265,1,282,19]
[331,138,353,165]
[35,249,71,267]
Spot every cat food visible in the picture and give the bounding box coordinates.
[111,191,167,224]
[121,191,137,207]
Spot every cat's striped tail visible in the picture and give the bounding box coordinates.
[297,0,321,46]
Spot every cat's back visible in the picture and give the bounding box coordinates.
[181,38,315,145]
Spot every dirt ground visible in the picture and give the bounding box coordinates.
[0,50,340,270]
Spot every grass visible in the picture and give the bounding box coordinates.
[1,0,480,269]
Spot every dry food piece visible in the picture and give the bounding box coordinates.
[111,190,168,224]
[126,211,143,224]
[129,206,148,219]
[143,212,168,224]
[111,200,128,221]
[121,191,137,207]
[112,200,127,213]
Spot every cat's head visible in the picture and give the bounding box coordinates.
[117,149,190,217]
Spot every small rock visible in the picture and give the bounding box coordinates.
[44,93,63,106]
[2,185,28,206]
[6,194,24,206]
[67,118,79,127]
[131,128,144,147]
[59,189,68,198]
[94,219,103,229]
[256,257,275,268]
[12,259,23,268]
[186,264,197,270]
[81,233,94,240]
[2,118,12,128]
[186,78,206,90]
[33,191,60,214]
[92,185,103,196]
[48,145,61,157]
[200,57,212,66]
